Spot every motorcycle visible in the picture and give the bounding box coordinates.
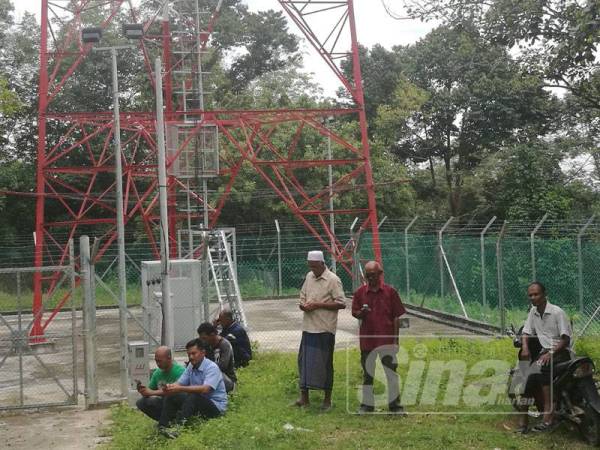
[507,324,600,445]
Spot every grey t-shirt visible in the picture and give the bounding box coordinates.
[213,337,236,382]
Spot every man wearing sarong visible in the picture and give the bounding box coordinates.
[294,250,346,411]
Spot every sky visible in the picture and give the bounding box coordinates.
[12,0,434,95]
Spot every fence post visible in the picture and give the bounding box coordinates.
[404,216,418,303]
[350,217,362,292]
[439,244,469,318]
[577,215,595,314]
[326,117,336,274]
[117,242,129,400]
[530,213,548,280]
[438,217,454,298]
[81,236,98,408]
[68,239,78,403]
[496,221,508,333]
[480,216,497,309]
[275,219,282,296]
[16,270,23,407]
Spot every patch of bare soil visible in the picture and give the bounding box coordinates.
[0,406,111,450]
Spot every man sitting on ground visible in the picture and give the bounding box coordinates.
[214,309,252,367]
[136,346,185,421]
[197,322,237,392]
[158,339,227,437]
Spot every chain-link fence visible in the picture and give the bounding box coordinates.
[87,217,600,340]
[360,218,600,336]
[0,265,78,410]
[0,218,599,336]
[1,218,600,408]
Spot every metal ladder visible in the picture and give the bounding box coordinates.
[170,1,213,121]
[206,230,247,327]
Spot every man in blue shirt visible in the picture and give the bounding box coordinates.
[215,309,252,367]
[158,339,227,434]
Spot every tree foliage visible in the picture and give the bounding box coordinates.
[373,25,559,215]
[0,0,599,241]
[402,0,600,108]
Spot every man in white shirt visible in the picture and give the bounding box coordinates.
[519,281,572,432]
[293,250,346,411]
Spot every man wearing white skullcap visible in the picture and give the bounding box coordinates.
[307,250,325,262]
[293,250,346,411]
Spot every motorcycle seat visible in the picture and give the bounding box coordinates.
[554,357,590,376]
[553,359,573,375]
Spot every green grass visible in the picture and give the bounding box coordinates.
[239,277,297,299]
[0,276,295,312]
[0,278,299,313]
[0,284,142,312]
[105,338,600,449]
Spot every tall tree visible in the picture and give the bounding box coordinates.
[0,2,38,238]
[339,44,405,122]
[479,142,597,220]
[402,0,600,109]
[376,25,558,215]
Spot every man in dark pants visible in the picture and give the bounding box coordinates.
[352,261,406,414]
[136,346,185,421]
[158,339,227,437]
[517,281,572,433]
[197,321,237,392]
[215,309,252,368]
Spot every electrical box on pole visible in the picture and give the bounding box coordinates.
[127,340,149,407]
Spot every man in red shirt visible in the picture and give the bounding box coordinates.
[352,260,406,414]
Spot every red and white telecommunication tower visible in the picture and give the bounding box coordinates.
[32,0,382,336]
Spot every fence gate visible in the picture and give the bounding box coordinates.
[0,265,78,410]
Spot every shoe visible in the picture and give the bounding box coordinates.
[389,405,406,416]
[158,426,179,439]
[320,403,332,412]
[514,425,529,434]
[357,405,374,415]
[531,421,554,433]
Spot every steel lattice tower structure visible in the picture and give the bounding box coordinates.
[32,0,382,336]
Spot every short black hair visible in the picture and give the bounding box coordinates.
[528,281,546,295]
[185,338,209,352]
[196,322,218,336]
[220,309,234,321]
